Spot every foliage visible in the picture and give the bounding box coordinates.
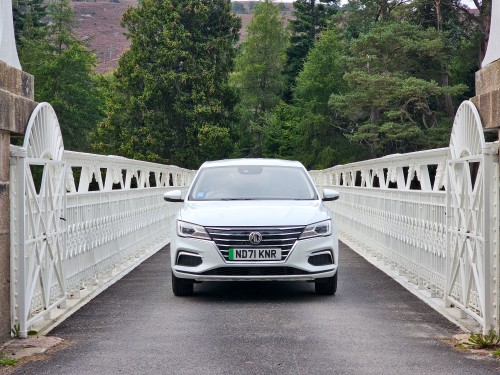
[46,0,75,51]
[262,102,301,160]
[294,27,345,115]
[232,2,248,14]
[93,0,240,168]
[10,323,37,338]
[231,0,288,157]
[283,0,339,100]
[13,0,47,45]
[18,0,105,152]
[338,0,404,32]
[248,2,259,12]
[198,124,234,161]
[403,0,483,116]
[329,21,466,157]
[0,353,17,367]
[14,0,490,169]
[259,27,369,168]
[448,0,492,65]
[463,331,500,349]
[292,27,369,167]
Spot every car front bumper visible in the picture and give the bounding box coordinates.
[170,234,338,282]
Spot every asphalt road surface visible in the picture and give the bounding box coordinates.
[10,243,500,374]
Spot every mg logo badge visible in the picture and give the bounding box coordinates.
[248,232,263,245]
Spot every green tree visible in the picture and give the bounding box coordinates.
[294,27,345,115]
[262,102,301,160]
[13,0,47,45]
[231,2,247,14]
[231,0,288,157]
[261,27,369,168]
[452,0,491,65]
[283,0,339,100]
[329,22,466,157]
[405,0,484,114]
[292,27,368,168]
[46,0,75,50]
[93,0,240,168]
[19,0,104,152]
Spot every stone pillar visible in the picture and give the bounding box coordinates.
[0,63,36,341]
[471,0,500,132]
[0,1,36,342]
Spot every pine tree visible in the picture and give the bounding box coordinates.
[231,0,288,157]
[283,0,338,101]
[329,22,466,157]
[19,0,104,152]
[93,0,240,168]
[13,0,48,44]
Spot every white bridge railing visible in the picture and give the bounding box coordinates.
[9,103,194,338]
[311,147,449,297]
[9,100,499,336]
[312,101,499,334]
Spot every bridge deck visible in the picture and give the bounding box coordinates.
[11,242,499,374]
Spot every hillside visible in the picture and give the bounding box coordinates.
[72,1,293,73]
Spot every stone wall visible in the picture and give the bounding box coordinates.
[471,0,500,131]
[0,60,36,341]
[471,59,500,131]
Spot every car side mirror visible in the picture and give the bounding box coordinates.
[164,190,184,202]
[322,189,340,201]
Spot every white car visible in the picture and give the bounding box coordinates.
[164,159,339,296]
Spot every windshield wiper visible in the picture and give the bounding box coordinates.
[219,198,257,201]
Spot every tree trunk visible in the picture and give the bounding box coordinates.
[369,107,380,158]
[442,64,455,117]
[435,0,454,117]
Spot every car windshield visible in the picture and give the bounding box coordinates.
[189,165,318,201]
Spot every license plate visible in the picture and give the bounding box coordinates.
[228,248,281,261]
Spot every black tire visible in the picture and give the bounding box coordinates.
[315,272,337,295]
[172,273,194,296]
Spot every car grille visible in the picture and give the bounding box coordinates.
[201,267,309,276]
[205,226,305,262]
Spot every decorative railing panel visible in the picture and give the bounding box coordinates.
[9,99,500,337]
[311,149,449,299]
[10,103,195,337]
[311,101,500,332]
[312,101,499,334]
[445,102,498,330]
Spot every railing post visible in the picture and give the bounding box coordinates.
[9,147,28,338]
[483,150,492,334]
[17,156,27,338]
[444,159,452,308]
[482,144,499,334]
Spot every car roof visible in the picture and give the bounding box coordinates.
[199,158,305,169]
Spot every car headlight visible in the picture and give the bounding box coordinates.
[177,221,211,240]
[299,219,332,239]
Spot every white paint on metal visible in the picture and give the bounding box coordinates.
[0,0,21,69]
[483,0,500,67]
[10,103,195,337]
[9,99,500,335]
[312,148,450,303]
[445,101,493,332]
[311,101,499,333]
[23,103,64,160]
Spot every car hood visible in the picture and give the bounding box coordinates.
[178,200,330,227]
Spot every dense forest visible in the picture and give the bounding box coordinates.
[13,0,492,169]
